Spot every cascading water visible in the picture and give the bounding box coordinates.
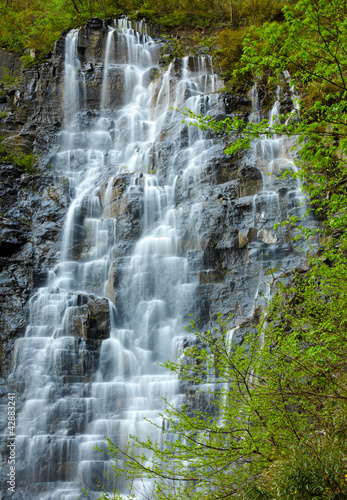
[6,19,313,500]
[9,20,223,500]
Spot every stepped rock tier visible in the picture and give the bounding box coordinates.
[0,18,313,500]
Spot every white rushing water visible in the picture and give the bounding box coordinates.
[11,19,224,500]
[8,19,314,500]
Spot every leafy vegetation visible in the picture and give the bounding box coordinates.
[104,294,347,499]
[0,0,291,62]
[0,140,39,172]
[0,68,20,88]
[0,0,117,56]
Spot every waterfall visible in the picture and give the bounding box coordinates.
[63,30,85,127]
[100,26,115,110]
[7,19,313,500]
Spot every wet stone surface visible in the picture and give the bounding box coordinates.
[0,17,318,500]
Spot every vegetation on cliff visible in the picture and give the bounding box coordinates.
[0,0,289,63]
[0,141,38,172]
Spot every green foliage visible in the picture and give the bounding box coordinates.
[99,285,347,498]
[0,140,39,172]
[161,36,188,62]
[212,0,287,83]
[238,0,286,26]
[251,444,347,499]
[0,0,291,59]
[214,27,249,82]
[0,68,20,88]
[0,0,124,57]
[136,0,232,28]
[0,0,58,53]
[20,54,37,67]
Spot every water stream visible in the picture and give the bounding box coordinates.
[11,20,223,500]
[8,20,312,500]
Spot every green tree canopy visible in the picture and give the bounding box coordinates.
[0,0,292,59]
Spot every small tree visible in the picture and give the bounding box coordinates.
[102,260,347,498]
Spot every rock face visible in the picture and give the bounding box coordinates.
[0,17,315,500]
[0,164,69,378]
[0,50,21,80]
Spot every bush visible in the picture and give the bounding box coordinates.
[0,141,39,173]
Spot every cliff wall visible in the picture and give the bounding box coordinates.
[0,18,308,499]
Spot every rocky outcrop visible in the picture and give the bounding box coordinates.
[0,162,69,379]
[0,50,21,80]
[0,41,64,155]
[68,293,111,340]
[0,17,312,500]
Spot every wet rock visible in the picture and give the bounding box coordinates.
[78,23,104,64]
[80,460,110,491]
[86,296,110,340]
[101,174,129,216]
[257,228,277,244]
[0,50,21,80]
[66,294,110,341]
[238,230,248,248]
[0,218,29,257]
[238,165,263,197]
[235,195,253,210]
[223,92,252,114]
[0,160,69,378]
[87,17,104,30]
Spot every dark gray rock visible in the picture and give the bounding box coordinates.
[87,17,104,30]
[0,160,69,379]
[0,50,21,80]
[223,92,252,114]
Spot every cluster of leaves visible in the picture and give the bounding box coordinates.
[0,0,295,63]
[0,0,126,57]
[0,140,39,173]
[97,278,347,499]
[0,68,20,88]
[213,0,290,82]
[135,0,233,29]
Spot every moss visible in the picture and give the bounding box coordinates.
[0,140,40,174]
